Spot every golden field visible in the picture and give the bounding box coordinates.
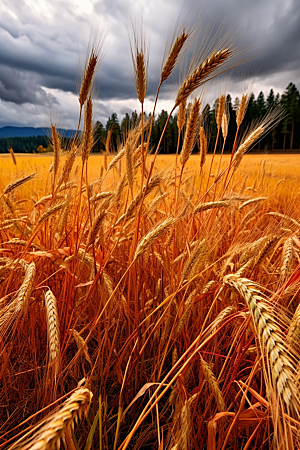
[1,148,300,450]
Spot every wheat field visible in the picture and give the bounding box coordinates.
[1,21,300,450]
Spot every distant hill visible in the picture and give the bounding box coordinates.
[0,126,77,138]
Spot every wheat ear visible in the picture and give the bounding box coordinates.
[57,146,76,187]
[216,94,226,129]
[161,30,188,83]
[130,26,149,104]
[2,173,36,196]
[38,202,66,225]
[175,48,232,107]
[180,98,201,167]
[224,274,299,413]
[45,289,60,376]
[194,200,230,214]
[9,147,17,165]
[280,237,294,282]
[267,212,300,229]
[236,93,248,127]
[72,329,92,366]
[79,50,98,106]
[221,112,228,139]
[14,388,93,450]
[134,217,176,261]
[177,99,187,134]
[0,262,36,337]
[200,354,226,412]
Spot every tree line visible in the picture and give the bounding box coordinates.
[1,82,299,154]
[95,82,300,154]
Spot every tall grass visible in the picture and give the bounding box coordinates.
[1,18,300,450]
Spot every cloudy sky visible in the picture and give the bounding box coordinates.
[0,0,299,130]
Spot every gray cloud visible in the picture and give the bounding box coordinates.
[0,0,299,128]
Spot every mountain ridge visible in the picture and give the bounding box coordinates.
[0,126,76,138]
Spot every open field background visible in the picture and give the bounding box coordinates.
[1,153,300,191]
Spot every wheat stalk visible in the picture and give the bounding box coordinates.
[199,126,207,168]
[81,97,93,164]
[51,126,61,182]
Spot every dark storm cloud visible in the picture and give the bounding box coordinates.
[0,0,299,128]
[0,65,58,104]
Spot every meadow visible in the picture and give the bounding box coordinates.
[1,20,300,450]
